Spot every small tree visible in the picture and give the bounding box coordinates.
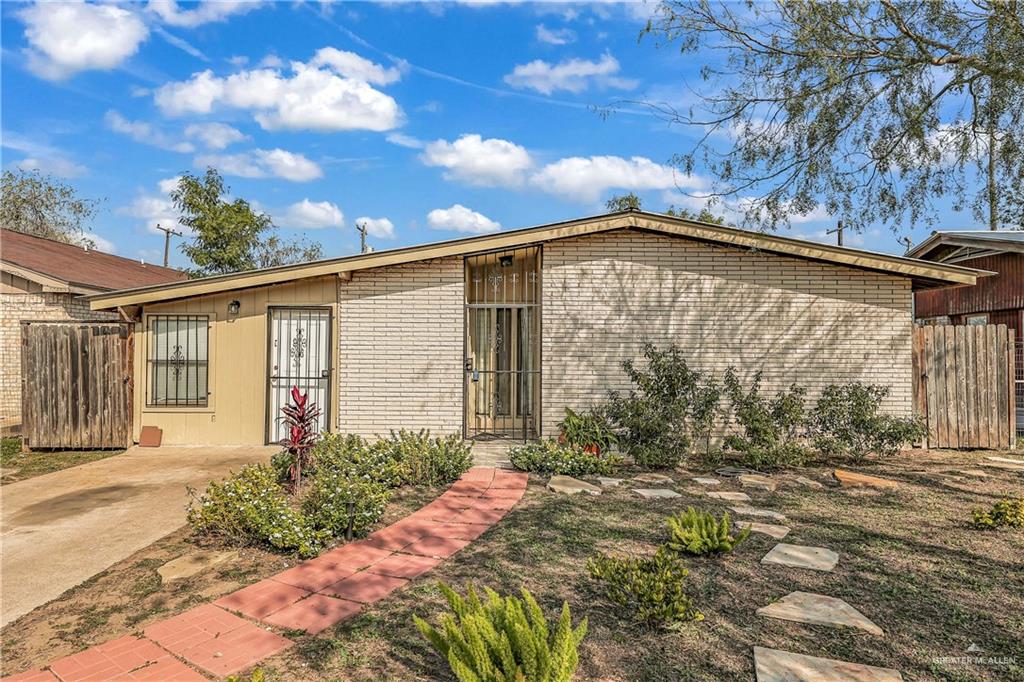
[279,387,322,489]
[0,169,102,245]
[606,192,643,212]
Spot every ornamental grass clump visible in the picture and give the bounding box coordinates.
[587,547,703,628]
[414,583,587,682]
[665,507,750,555]
[509,439,621,476]
[971,498,1024,530]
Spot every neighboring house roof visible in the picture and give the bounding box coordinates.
[87,210,989,310]
[907,230,1024,263]
[1,228,188,294]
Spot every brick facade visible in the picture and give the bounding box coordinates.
[540,230,913,438]
[0,291,118,433]
[336,257,464,436]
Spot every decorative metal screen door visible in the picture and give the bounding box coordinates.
[267,307,331,443]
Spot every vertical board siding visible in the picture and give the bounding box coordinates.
[913,324,1015,449]
[21,322,132,448]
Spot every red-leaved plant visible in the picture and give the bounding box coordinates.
[280,386,322,489]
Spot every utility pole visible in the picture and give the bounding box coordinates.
[155,224,183,267]
[826,219,845,246]
[356,222,370,253]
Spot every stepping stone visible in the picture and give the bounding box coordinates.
[547,475,601,495]
[982,460,1024,472]
[987,456,1024,465]
[729,505,786,521]
[717,466,756,477]
[158,550,237,582]
[757,591,883,636]
[955,469,989,477]
[761,543,839,571]
[739,474,777,491]
[633,488,681,499]
[736,520,790,539]
[692,476,721,486]
[595,476,623,487]
[833,469,898,490]
[753,646,903,681]
[794,476,825,489]
[706,491,751,502]
[633,473,674,485]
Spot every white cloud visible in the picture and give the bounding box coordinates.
[154,51,403,132]
[148,0,262,28]
[421,134,533,187]
[119,178,187,235]
[15,156,88,178]
[18,2,149,80]
[535,24,576,45]
[80,232,117,254]
[385,132,425,149]
[279,199,344,229]
[504,53,636,95]
[105,110,195,153]
[228,55,249,67]
[530,155,703,203]
[427,204,501,234]
[354,216,395,239]
[184,122,248,149]
[194,148,323,182]
[258,53,283,69]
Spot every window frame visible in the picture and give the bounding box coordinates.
[145,314,212,409]
[965,313,989,326]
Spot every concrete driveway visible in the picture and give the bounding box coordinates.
[1,445,274,626]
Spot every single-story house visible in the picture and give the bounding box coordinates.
[1,228,187,434]
[86,210,982,447]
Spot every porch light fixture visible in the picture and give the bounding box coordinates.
[499,255,514,267]
[228,300,241,315]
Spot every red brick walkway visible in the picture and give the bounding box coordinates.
[4,467,526,682]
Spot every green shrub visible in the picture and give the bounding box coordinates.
[378,429,474,486]
[587,547,703,628]
[722,368,811,469]
[509,439,621,476]
[971,498,1024,530]
[665,507,750,555]
[186,464,324,558]
[302,468,391,538]
[557,406,618,453]
[810,383,926,461]
[414,583,587,682]
[313,433,405,487]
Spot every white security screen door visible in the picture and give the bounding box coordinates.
[267,307,332,443]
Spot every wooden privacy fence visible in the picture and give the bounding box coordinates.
[21,321,133,449]
[912,324,1016,450]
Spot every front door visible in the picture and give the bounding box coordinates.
[267,307,332,443]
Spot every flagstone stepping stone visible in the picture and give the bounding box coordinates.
[547,475,601,496]
[955,469,989,477]
[706,491,751,502]
[717,466,757,477]
[692,476,721,486]
[634,473,674,485]
[595,476,623,487]
[987,456,1024,465]
[736,520,790,540]
[757,591,883,636]
[633,488,681,499]
[833,469,898,489]
[730,505,786,521]
[753,646,903,681]
[982,460,1024,472]
[794,476,825,489]
[739,474,777,491]
[158,550,238,582]
[761,543,839,571]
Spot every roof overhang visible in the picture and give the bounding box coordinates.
[87,211,990,310]
[1,260,107,295]
[907,232,1024,262]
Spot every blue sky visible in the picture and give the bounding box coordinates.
[1,1,984,268]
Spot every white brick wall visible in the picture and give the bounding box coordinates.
[0,292,118,432]
[541,230,913,438]
[337,256,464,436]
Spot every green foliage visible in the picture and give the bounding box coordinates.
[665,507,750,555]
[971,498,1024,530]
[414,583,587,682]
[509,439,621,476]
[377,429,475,486]
[0,169,102,245]
[172,168,321,277]
[587,548,703,628]
[606,192,643,212]
[302,469,391,538]
[1,437,21,460]
[186,464,324,558]
[664,205,726,225]
[722,368,810,469]
[226,668,265,682]
[312,433,404,487]
[557,406,618,453]
[810,383,926,461]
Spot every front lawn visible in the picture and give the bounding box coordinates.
[0,437,124,485]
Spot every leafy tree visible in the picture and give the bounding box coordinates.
[606,192,643,211]
[171,168,323,276]
[0,170,102,245]
[606,192,726,224]
[644,1,1024,231]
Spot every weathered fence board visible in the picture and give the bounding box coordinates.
[21,322,132,449]
[913,324,1015,449]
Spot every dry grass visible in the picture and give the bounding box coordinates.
[0,437,124,484]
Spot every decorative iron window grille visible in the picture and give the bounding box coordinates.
[148,315,209,406]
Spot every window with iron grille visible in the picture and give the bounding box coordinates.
[148,315,209,407]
